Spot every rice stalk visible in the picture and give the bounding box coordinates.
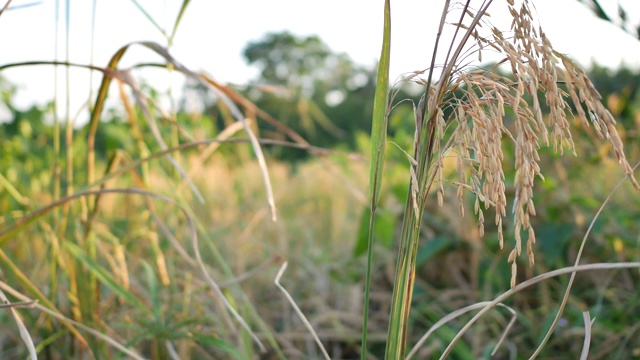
[0,173,28,206]
[140,41,278,220]
[201,76,310,146]
[88,0,97,107]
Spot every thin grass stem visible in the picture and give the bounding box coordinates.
[440,262,640,359]
[274,262,330,360]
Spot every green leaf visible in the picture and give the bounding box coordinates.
[354,207,397,257]
[362,0,391,357]
[169,0,192,43]
[368,3,391,208]
[536,223,573,264]
[142,261,162,322]
[415,236,450,266]
[127,0,166,37]
[191,334,244,359]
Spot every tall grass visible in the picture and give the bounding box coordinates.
[0,3,369,352]
[0,1,304,358]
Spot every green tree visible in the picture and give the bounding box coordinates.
[242,31,378,156]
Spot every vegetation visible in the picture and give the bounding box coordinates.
[1,1,640,359]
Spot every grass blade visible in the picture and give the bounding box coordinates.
[169,0,191,44]
[0,279,145,359]
[405,302,516,359]
[64,242,150,313]
[440,262,640,359]
[128,0,165,37]
[275,262,329,360]
[0,289,37,360]
[530,161,640,359]
[580,312,594,360]
[0,249,89,348]
[191,333,245,359]
[87,46,128,189]
[361,0,391,358]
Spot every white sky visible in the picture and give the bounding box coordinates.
[1,0,640,117]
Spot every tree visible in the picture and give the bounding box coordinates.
[244,31,365,98]
[241,31,377,156]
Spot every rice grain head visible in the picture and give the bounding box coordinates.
[414,0,639,287]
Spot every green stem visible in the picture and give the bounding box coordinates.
[385,114,436,358]
[384,192,422,359]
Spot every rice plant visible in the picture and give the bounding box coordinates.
[363,0,640,358]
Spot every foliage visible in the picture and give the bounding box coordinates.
[240,31,386,157]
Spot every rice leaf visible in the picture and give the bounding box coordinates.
[361,0,391,357]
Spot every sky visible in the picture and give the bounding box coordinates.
[1,0,640,118]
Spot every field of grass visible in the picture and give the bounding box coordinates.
[2,1,640,359]
[2,134,640,359]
